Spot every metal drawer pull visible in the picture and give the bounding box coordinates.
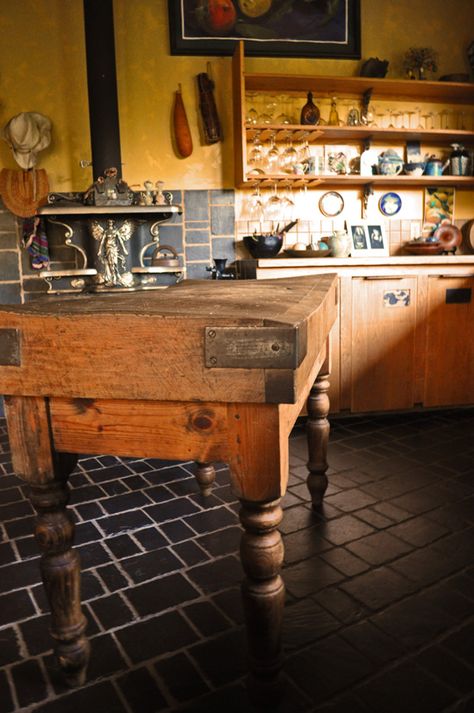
[437,274,474,279]
[363,276,410,280]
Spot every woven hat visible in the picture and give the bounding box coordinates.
[3,112,52,169]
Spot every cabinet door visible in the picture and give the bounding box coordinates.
[350,277,418,412]
[424,275,474,407]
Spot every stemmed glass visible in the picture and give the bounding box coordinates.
[282,139,298,172]
[246,184,264,221]
[264,134,281,174]
[264,184,283,226]
[247,134,264,171]
[245,92,258,125]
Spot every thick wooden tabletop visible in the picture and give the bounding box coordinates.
[0,275,337,404]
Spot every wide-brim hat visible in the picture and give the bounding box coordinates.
[3,112,52,169]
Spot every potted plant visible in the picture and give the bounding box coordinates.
[403,47,438,80]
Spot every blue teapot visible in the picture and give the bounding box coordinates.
[378,149,403,176]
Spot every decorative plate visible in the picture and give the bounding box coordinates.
[319,191,344,217]
[379,192,402,216]
[284,247,331,257]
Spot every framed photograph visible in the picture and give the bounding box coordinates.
[347,220,389,257]
[168,0,360,59]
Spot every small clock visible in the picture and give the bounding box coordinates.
[319,191,344,217]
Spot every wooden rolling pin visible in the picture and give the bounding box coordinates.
[173,84,193,158]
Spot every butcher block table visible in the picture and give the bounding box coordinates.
[0,274,337,703]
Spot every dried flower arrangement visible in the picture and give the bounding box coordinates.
[403,47,438,79]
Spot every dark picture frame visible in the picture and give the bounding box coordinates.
[168,1,360,59]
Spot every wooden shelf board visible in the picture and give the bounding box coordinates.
[246,125,474,144]
[241,174,474,188]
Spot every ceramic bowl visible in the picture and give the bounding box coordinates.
[404,162,426,177]
[243,234,283,258]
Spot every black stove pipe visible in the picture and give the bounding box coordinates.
[83,0,122,180]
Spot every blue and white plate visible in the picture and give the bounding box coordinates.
[379,192,402,216]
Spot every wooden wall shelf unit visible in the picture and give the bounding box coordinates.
[232,42,474,189]
[237,256,474,414]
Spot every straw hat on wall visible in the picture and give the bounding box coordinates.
[3,112,52,170]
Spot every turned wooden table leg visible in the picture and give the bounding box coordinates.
[194,461,215,496]
[4,396,89,686]
[306,367,331,508]
[239,499,285,704]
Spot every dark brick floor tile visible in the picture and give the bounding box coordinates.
[77,541,110,569]
[34,680,128,713]
[450,571,474,600]
[142,484,174,503]
[431,527,474,564]
[279,504,318,535]
[124,458,155,473]
[320,547,370,576]
[184,506,237,535]
[372,500,416,523]
[11,657,48,708]
[96,509,154,536]
[157,651,210,702]
[14,535,38,559]
[0,486,23,505]
[30,570,104,614]
[317,514,375,546]
[442,621,474,662]
[345,530,413,565]
[283,598,340,650]
[145,465,193,485]
[83,631,128,682]
[21,611,98,656]
[160,519,195,543]
[146,497,200,525]
[121,547,182,584]
[389,485,453,516]
[314,587,368,625]
[357,660,455,713]
[283,525,333,564]
[0,626,22,666]
[324,488,377,512]
[312,694,371,713]
[77,456,102,471]
[285,634,374,702]
[116,610,199,664]
[189,628,246,686]
[416,645,474,694]
[0,559,40,595]
[173,540,210,566]
[213,483,238,504]
[340,567,417,611]
[371,591,457,649]
[421,579,474,621]
[341,619,403,665]
[101,491,153,515]
[89,593,135,630]
[105,533,142,559]
[387,515,450,547]
[4,513,35,539]
[75,502,106,521]
[187,555,242,594]
[132,526,168,552]
[183,600,231,637]
[75,521,103,545]
[68,471,89,488]
[70,484,105,505]
[426,502,473,531]
[116,666,168,713]
[125,572,199,616]
[166,476,201,497]
[0,670,14,713]
[87,464,133,484]
[212,587,244,625]
[96,563,129,592]
[101,480,129,497]
[353,507,394,529]
[284,556,344,598]
[0,499,34,522]
[390,546,464,586]
[121,474,150,491]
[197,525,240,557]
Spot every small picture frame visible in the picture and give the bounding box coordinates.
[347,220,389,256]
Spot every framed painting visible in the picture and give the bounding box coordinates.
[347,220,389,257]
[168,1,361,59]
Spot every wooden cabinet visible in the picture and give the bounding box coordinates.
[232,42,474,190]
[236,256,474,414]
[423,274,474,406]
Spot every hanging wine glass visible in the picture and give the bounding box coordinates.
[264,184,283,226]
[247,134,264,171]
[246,184,264,221]
[282,139,298,172]
[245,92,258,125]
[264,134,281,174]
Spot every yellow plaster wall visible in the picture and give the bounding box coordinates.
[0,0,473,215]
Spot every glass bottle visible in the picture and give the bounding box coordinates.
[300,92,320,125]
[328,97,340,126]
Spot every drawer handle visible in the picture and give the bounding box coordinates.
[363,276,410,280]
[437,274,474,279]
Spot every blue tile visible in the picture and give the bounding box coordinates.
[185,221,209,230]
[211,238,236,262]
[186,230,210,245]
[210,190,234,206]
[185,245,210,262]
[187,263,211,280]
[158,226,184,253]
[0,284,21,304]
[0,252,20,281]
[184,191,209,221]
[211,206,235,236]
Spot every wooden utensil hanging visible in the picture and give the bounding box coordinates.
[173,84,193,158]
[197,63,222,144]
